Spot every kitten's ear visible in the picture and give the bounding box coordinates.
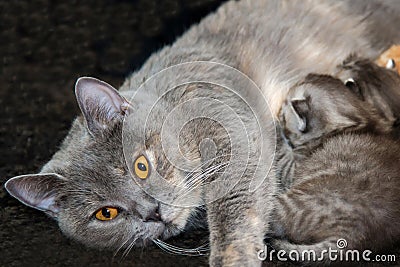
[4,173,65,218]
[286,98,308,132]
[75,77,131,135]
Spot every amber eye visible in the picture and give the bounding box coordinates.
[134,155,149,179]
[95,207,119,221]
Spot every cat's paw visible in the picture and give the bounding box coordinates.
[209,242,263,267]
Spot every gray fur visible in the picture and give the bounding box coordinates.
[4,1,400,266]
[277,72,393,188]
[279,73,393,151]
[274,133,400,263]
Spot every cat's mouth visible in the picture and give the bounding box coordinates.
[141,220,184,244]
[161,214,176,224]
[135,221,166,245]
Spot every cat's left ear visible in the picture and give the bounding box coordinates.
[75,77,131,135]
[4,173,66,218]
[285,98,308,133]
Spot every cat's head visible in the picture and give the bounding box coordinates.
[279,73,392,152]
[335,55,400,129]
[4,77,202,250]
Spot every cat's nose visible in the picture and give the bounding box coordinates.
[144,206,161,222]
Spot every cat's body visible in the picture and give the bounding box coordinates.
[5,1,400,266]
[116,0,400,116]
[274,62,400,262]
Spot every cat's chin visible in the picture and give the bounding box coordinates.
[144,221,166,237]
[160,222,185,240]
[145,221,179,238]
[134,222,182,247]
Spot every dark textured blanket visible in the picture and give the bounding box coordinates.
[0,1,225,266]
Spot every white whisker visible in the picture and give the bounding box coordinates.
[153,239,209,256]
[176,153,231,187]
[113,235,133,258]
[121,236,138,259]
[175,162,229,200]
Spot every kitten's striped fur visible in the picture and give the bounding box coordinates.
[273,60,400,263]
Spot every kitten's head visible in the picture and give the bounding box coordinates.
[279,74,392,152]
[5,78,201,250]
[335,55,400,129]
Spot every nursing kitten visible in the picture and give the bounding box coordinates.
[276,73,393,187]
[273,71,400,262]
[277,57,400,187]
[4,1,400,266]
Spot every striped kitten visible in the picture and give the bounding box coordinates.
[272,66,400,262]
[275,73,393,188]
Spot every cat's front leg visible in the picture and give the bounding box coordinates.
[206,194,265,267]
[198,129,273,266]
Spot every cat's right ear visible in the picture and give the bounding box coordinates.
[75,77,131,135]
[4,173,65,218]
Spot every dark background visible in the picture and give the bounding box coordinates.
[0,1,228,266]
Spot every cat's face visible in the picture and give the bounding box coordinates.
[5,78,201,250]
[279,73,392,151]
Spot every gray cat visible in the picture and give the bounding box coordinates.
[4,0,400,266]
[274,67,400,262]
